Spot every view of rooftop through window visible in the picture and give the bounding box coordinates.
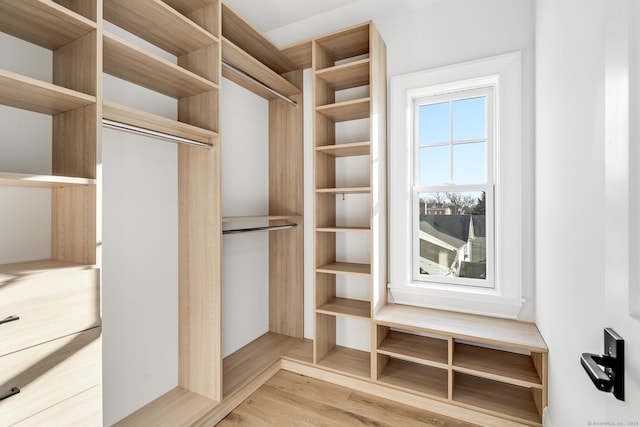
[415,91,491,285]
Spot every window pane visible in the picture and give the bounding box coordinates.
[452,97,485,141]
[419,102,449,145]
[417,191,487,280]
[419,145,449,186]
[452,142,485,184]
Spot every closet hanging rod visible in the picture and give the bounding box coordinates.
[102,119,213,149]
[222,59,298,107]
[223,223,297,235]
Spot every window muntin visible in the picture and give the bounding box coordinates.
[413,87,495,288]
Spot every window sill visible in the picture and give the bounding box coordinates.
[388,283,524,320]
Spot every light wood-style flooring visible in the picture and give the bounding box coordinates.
[217,370,479,426]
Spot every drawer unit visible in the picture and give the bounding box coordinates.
[0,264,100,357]
[0,328,101,425]
[13,385,102,427]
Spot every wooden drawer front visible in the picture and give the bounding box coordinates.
[0,328,101,426]
[14,385,102,427]
[0,268,100,356]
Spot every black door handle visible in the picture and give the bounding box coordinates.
[0,387,20,402]
[0,315,19,326]
[581,353,614,392]
[580,328,624,401]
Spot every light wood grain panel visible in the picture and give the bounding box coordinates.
[282,338,314,365]
[316,262,371,276]
[103,101,217,145]
[53,103,97,178]
[184,1,220,37]
[376,304,548,352]
[315,22,370,66]
[221,2,296,74]
[54,30,97,95]
[316,297,371,319]
[223,38,301,97]
[14,385,102,427]
[103,32,218,99]
[316,141,370,157]
[0,0,96,50]
[378,331,449,367]
[0,328,101,426]
[378,358,449,400]
[317,345,370,379]
[269,87,304,338]
[0,173,95,188]
[223,333,298,397]
[53,0,98,21]
[113,387,216,427]
[370,22,388,315]
[0,69,95,115]
[281,39,312,69]
[314,313,336,363]
[178,145,221,401]
[0,267,99,356]
[453,373,541,425]
[179,44,219,84]
[52,185,96,265]
[164,0,216,15]
[316,97,371,122]
[316,186,371,194]
[453,342,542,387]
[104,0,217,56]
[222,215,299,223]
[315,59,370,91]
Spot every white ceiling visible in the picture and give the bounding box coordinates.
[223,0,363,32]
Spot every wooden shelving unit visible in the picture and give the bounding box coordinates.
[375,304,548,426]
[0,0,101,423]
[313,21,387,380]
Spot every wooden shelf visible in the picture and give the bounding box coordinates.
[316,187,371,195]
[163,0,217,15]
[281,39,312,70]
[113,386,216,427]
[103,101,218,145]
[375,304,548,352]
[453,373,541,425]
[453,342,542,388]
[315,142,370,157]
[104,0,218,56]
[316,227,370,233]
[0,0,96,50]
[282,338,313,365]
[316,262,371,277]
[222,37,301,100]
[223,332,301,397]
[221,3,297,74]
[0,173,96,188]
[378,331,448,368]
[316,345,370,379]
[316,297,370,319]
[377,358,448,400]
[0,259,95,284]
[315,22,370,66]
[316,98,370,122]
[315,59,370,91]
[222,215,299,223]
[103,32,218,99]
[0,69,95,115]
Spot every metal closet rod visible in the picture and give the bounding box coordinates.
[222,59,298,107]
[102,119,212,149]
[223,223,298,235]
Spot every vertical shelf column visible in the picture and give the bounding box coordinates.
[312,22,387,380]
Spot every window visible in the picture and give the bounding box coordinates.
[388,52,528,319]
[413,87,495,288]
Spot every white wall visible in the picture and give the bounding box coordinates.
[536,0,640,424]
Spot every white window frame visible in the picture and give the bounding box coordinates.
[388,52,525,319]
[412,85,495,289]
